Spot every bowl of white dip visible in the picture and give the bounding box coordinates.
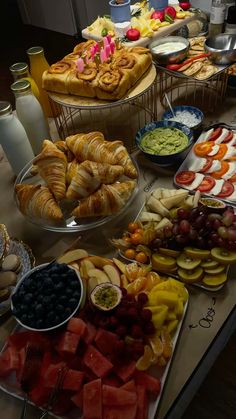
[149,36,190,65]
[162,106,204,130]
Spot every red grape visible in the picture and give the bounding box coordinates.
[116,325,127,337]
[177,208,190,219]
[164,226,173,238]
[218,226,228,239]
[140,309,152,321]
[131,324,143,339]
[227,228,236,241]
[137,293,148,305]
[222,211,234,227]
[172,224,179,235]
[179,219,191,234]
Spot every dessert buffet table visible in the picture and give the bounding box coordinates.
[1,133,236,418]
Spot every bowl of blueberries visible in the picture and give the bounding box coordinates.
[11,262,84,331]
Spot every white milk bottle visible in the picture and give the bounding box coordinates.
[11,80,51,155]
[0,101,34,175]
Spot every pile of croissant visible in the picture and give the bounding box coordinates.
[15,132,138,224]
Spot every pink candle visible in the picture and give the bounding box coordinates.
[77,57,84,73]
[103,36,109,49]
[100,48,107,63]
[90,45,96,60]
[107,35,112,44]
[105,44,111,58]
[94,43,99,54]
[110,40,116,54]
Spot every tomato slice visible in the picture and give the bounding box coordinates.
[198,176,216,192]
[194,142,213,157]
[208,127,222,142]
[222,131,234,143]
[217,181,234,198]
[199,158,213,173]
[211,161,229,179]
[175,171,195,185]
[211,144,227,160]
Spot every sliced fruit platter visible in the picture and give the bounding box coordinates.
[111,187,236,290]
[174,125,236,203]
[0,248,188,418]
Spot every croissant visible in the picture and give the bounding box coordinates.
[66,132,118,165]
[105,141,138,179]
[72,180,136,218]
[33,140,67,201]
[66,160,124,200]
[54,140,74,162]
[15,184,63,222]
[66,159,80,185]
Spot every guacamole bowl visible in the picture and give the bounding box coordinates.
[135,120,194,166]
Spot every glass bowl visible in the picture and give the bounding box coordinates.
[14,157,140,233]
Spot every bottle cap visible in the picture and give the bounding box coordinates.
[226,6,236,24]
[11,80,31,93]
[27,46,44,55]
[0,101,12,116]
[9,62,28,75]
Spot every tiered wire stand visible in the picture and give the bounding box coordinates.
[49,63,229,151]
[155,64,229,114]
[48,65,157,152]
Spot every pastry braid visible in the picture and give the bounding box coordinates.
[15,184,63,222]
[66,160,124,200]
[72,180,136,218]
[33,140,67,201]
[65,132,118,165]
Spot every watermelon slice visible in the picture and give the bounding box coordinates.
[94,328,119,355]
[134,371,161,396]
[103,403,137,419]
[0,347,19,377]
[83,378,102,419]
[114,361,136,382]
[63,369,84,391]
[136,385,148,419]
[57,332,80,354]
[83,345,113,378]
[121,380,136,393]
[102,385,137,406]
[71,388,83,409]
[83,322,97,345]
[67,317,87,337]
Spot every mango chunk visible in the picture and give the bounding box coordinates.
[148,290,179,309]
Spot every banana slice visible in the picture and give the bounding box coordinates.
[183,61,203,76]
[194,64,218,80]
[190,45,205,51]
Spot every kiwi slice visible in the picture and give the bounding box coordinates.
[151,253,176,272]
[202,272,227,287]
[201,259,219,269]
[178,267,204,283]
[159,248,181,258]
[211,247,236,265]
[204,265,225,275]
[184,247,210,260]
[177,253,201,270]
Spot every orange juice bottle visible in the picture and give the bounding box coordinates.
[27,46,54,118]
[9,62,40,101]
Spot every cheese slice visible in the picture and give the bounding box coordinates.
[223,146,236,160]
[184,173,205,191]
[214,128,229,144]
[207,145,220,156]
[206,160,221,173]
[222,162,236,180]
[209,179,224,195]
[198,128,214,143]
[188,157,206,172]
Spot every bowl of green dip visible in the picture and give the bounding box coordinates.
[135,120,194,166]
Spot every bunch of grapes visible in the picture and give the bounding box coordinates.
[84,290,155,362]
[150,205,236,251]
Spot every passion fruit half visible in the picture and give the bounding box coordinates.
[90,283,122,311]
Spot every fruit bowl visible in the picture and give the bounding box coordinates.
[11,262,84,332]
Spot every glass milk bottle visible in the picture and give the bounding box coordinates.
[0,101,34,175]
[11,80,51,155]
[27,46,53,118]
[209,0,226,36]
[9,62,40,101]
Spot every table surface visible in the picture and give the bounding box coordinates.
[0,92,236,418]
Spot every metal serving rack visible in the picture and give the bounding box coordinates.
[48,65,157,152]
[155,63,229,114]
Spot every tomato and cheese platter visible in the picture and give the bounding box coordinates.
[111,187,236,292]
[174,125,236,203]
[0,250,189,419]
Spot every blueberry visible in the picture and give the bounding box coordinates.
[21,314,28,324]
[54,282,64,292]
[73,291,81,300]
[68,298,78,309]
[12,293,20,304]
[51,273,60,283]
[35,304,44,316]
[42,296,51,306]
[11,307,19,317]
[37,294,44,303]
[43,277,54,289]
[24,293,33,304]
[65,287,73,297]
[58,264,69,274]
[43,287,53,296]
[70,280,79,290]
[47,311,55,322]
[20,304,28,314]
[56,304,64,314]
[52,315,60,326]
[50,294,57,303]
[59,295,67,305]
[36,319,44,329]
[65,307,72,316]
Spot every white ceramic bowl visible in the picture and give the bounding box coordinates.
[11,263,84,332]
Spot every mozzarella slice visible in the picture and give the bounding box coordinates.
[223,146,236,160]
[198,128,214,143]
[214,128,229,144]
[207,145,220,156]
[227,133,236,147]
[222,162,236,180]
[227,188,236,201]
[184,173,205,191]
[209,179,224,195]
[188,157,207,172]
[206,160,221,173]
